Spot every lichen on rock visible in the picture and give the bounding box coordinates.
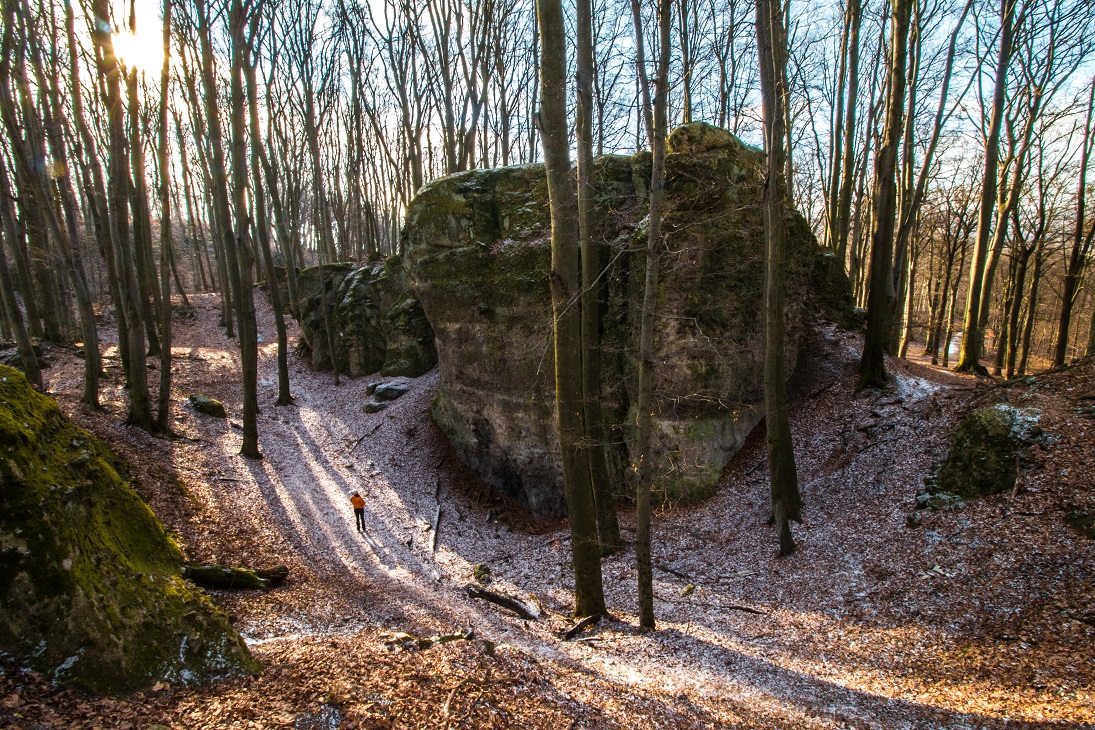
[402,122,849,517]
[0,365,257,692]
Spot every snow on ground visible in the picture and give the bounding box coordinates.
[38,292,1095,728]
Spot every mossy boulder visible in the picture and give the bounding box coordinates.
[933,403,1041,498]
[295,257,437,378]
[188,394,227,418]
[0,365,257,692]
[403,122,847,517]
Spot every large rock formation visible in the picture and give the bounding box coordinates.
[403,123,847,517]
[296,256,437,378]
[0,366,257,692]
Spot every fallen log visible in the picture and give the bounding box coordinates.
[254,565,290,587]
[465,585,538,620]
[183,563,289,591]
[563,613,600,640]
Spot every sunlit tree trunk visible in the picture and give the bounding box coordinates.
[859,0,912,389]
[957,0,1016,374]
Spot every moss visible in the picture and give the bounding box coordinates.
[402,124,832,518]
[934,403,1040,498]
[0,366,257,693]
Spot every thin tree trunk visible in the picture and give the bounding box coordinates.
[859,0,912,389]
[756,0,801,558]
[0,155,39,389]
[577,0,621,556]
[157,0,173,433]
[245,22,292,407]
[538,0,605,619]
[1054,79,1095,368]
[957,0,1016,374]
[230,0,261,458]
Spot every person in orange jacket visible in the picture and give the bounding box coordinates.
[351,491,366,533]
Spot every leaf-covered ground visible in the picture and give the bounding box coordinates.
[4,291,1091,729]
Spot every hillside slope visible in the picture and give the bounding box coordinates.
[3,293,1091,728]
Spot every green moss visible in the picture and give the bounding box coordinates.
[934,403,1040,498]
[0,366,257,692]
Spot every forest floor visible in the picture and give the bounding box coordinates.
[3,290,1093,729]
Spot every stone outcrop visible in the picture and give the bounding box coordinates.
[402,122,846,517]
[295,256,436,378]
[932,403,1042,498]
[0,365,257,692]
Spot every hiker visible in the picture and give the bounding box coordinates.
[351,491,366,532]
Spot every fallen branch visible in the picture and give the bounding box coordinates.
[654,562,691,581]
[563,613,601,640]
[431,504,442,553]
[352,423,382,450]
[465,585,538,620]
[659,594,768,615]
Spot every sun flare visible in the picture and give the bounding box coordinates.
[111,27,166,75]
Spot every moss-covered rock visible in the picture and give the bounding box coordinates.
[0,366,257,692]
[188,394,227,418]
[403,123,848,517]
[295,257,437,378]
[933,403,1041,498]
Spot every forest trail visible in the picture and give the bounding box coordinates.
[34,291,1094,729]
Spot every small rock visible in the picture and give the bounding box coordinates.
[366,381,381,396]
[906,512,921,528]
[69,450,92,467]
[374,383,410,402]
[472,563,492,584]
[188,394,227,418]
[230,421,243,431]
[363,402,388,414]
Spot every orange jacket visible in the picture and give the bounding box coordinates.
[351,495,365,510]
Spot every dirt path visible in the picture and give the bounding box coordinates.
[40,292,1094,728]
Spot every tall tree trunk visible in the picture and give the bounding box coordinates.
[956,0,1016,374]
[537,0,605,619]
[245,23,293,407]
[859,0,912,389]
[157,0,173,433]
[1054,79,1095,368]
[577,0,621,556]
[0,155,39,389]
[230,0,261,458]
[195,0,241,340]
[91,0,153,429]
[11,0,100,404]
[1019,240,1043,374]
[630,0,672,630]
[756,0,801,557]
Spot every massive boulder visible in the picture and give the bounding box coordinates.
[0,365,257,692]
[296,256,437,378]
[403,123,845,517]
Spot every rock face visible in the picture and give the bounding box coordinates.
[403,123,842,517]
[0,365,257,692]
[933,403,1041,498]
[296,256,436,378]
